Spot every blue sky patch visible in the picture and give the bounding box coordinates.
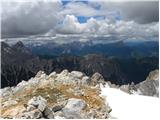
[77,16,89,23]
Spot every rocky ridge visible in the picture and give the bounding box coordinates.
[0,69,158,119]
[0,70,111,119]
[119,69,159,97]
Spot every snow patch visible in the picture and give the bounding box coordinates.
[101,87,160,119]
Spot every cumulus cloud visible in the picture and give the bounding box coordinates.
[54,14,158,39]
[1,0,62,38]
[55,15,86,34]
[1,0,159,41]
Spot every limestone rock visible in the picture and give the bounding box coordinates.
[70,71,84,79]
[64,98,87,112]
[27,96,47,112]
[52,104,65,112]
[62,108,83,119]
[43,107,54,119]
[21,109,43,119]
[35,71,47,79]
[1,87,13,97]
[135,69,159,97]
[1,69,112,119]
[90,72,105,86]
[26,105,36,112]
[48,72,57,78]
[81,76,90,85]
[146,69,159,81]
[60,69,69,76]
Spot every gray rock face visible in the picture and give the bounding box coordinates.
[135,69,159,97]
[60,69,69,76]
[27,96,47,112]
[81,76,90,85]
[21,109,43,119]
[64,98,87,112]
[119,85,130,94]
[26,105,36,112]
[70,71,84,79]
[59,98,87,119]
[136,79,159,97]
[1,87,13,97]
[146,69,159,81]
[48,72,57,78]
[22,96,54,119]
[43,107,54,119]
[90,72,105,86]
[52,103,65,112]
[35,71,46,78]
[62,108,83,119]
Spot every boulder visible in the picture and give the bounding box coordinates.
[43,107,54,119]
[35,71,47,79]
[21,109,43,119]
[90,72,105,86]
[64,98,87,112]
[81,76,90,85]
[26,105,36,112]
[54,111,66,119]
[62,99,87,119]
[70,71,84,79]
[60,69,69,76]
[27,96,47,112]
[62,108,83,119]
[119,85,130,94]
[48,71,57,78]
[52,104,65,112]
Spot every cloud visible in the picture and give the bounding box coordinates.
[96,1,159,24]
[1,0,159,41]
[60,1,100,17]
[1,0,62,38]
[54,14,158,39]
[55,15,86,34]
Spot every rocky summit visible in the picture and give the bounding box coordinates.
[119,69,159,97]
[0,70,111,119]
[0,69,158,119]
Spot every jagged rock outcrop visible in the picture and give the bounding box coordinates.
[118,69,159,97]
[0,70,111,119]
[134,69,159,97]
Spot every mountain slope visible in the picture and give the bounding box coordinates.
[1,69,159,119]
[0,70,111,119]
[1,41,158,88]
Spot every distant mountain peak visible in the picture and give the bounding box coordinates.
[12,41,32,55]
[13,41,25,48]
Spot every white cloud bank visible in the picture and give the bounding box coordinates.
[1,0,159,41]
[54,14,158,38]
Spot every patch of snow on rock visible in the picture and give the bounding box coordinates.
[100,86,160,119]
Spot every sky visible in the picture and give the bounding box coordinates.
[1,0,159,42]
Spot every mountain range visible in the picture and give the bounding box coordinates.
[1,41,158,88]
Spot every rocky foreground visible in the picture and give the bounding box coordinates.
[0,69,159,119]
